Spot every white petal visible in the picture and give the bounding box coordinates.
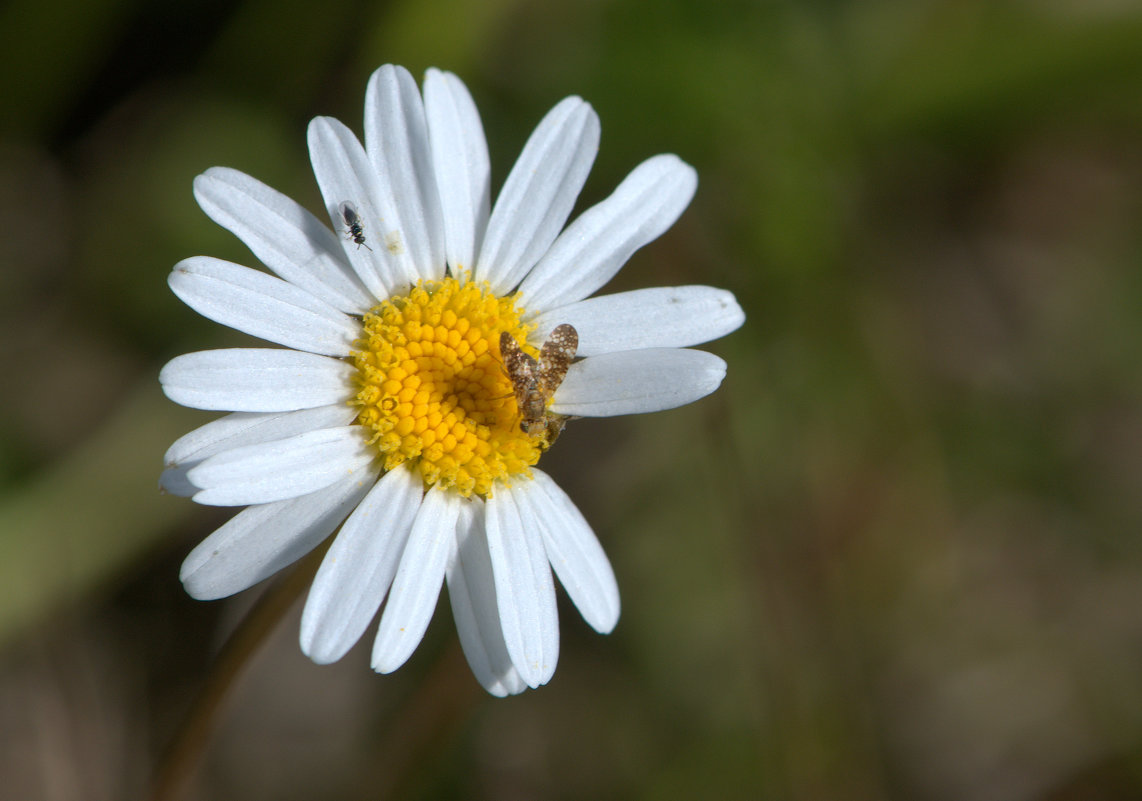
[308,116,414,297]
[527,470,620,633]
[180,469,377,600]
[447,501,528,696]
[193,167,373,314]
[477,97,599,294]
[518,154,697,311]
[159,348,354,412]
[424,68,490,273]
[551,348,727,417]
[485,483,559,688]
[169,257,360,356]
[187,426,373,506]
[364,65,446,282]
[531,286,745,357]
[161,405,359,495]
[300,465,423,665]
[163,405,358,466]
[372,486,460,673]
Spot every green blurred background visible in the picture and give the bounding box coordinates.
[4,0,1142,798]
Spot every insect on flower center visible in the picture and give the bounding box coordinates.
[351,276,559,498]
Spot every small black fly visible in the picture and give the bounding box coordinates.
[339,201,372,251]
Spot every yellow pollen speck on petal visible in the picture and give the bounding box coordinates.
[351,276,542,499]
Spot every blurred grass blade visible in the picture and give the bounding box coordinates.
[0,381,202,647]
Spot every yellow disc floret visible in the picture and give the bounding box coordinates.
[351,276,542,498]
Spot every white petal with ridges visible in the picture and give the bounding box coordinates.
[485,483,559,688]
[169,257,360,356]
[447,502,528,696]
[159,349,354,412]
[518,154,697,311]
[309,116,412,298]
[163,405,358,467]
[364,65,446,283]
[372,486,460,673]
[531,286,744,357]
[424,68,490,273]
[477,97,599,295]
[527,470,620,633]
[192,167,373,314]
[551,348,726,417]
[301,465,423,665]
[180,469,377,600]
[187,426,373,506]
[161,405,359,495]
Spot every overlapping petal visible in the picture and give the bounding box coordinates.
[180,471,376,600]
[192,167,373,314]
[477,97,599,295]
[518,154,697,311]
[424,68,491,273]
[372,486,460,673]
[363,64,446,283]
[161,405,359,495]
[308,116,413,298]
[447,502,528,696]
[186,426,373,506]
[485,483,559,688]
[527,470,620,634]
[301,465,423,665]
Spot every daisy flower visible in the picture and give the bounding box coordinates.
[159,64,744,696]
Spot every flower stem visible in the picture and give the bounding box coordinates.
[146,547,322,801]
[361,639,483,797]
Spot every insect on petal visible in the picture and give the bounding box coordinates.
[499,324,578,439]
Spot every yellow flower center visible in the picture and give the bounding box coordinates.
[351,276,544,498]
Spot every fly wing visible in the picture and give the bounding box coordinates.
[536,323,578,396]
[338,201,359,226]
[500,331,538,408]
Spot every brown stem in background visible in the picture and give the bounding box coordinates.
[146,547,322,801]
[362,639,483,799]
[146,535,486,801]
